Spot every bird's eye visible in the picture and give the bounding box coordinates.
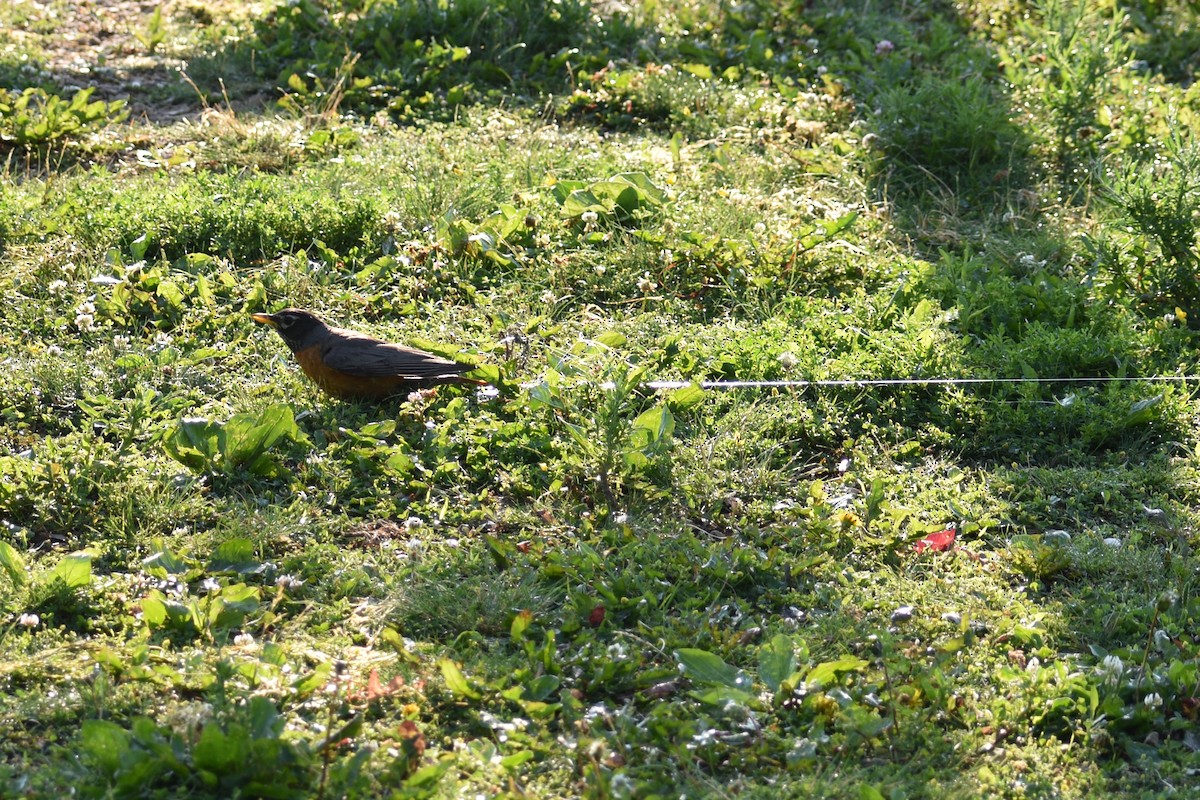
[278,314,295,329]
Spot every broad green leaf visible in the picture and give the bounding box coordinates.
[128,231,151,261]
[220,403,297,469]
[141,545,190,576]
[758,634,797,693]
[550,179,588,204]
[192,722,238,772]
[209,538,262,575]
[613,173,667,205]
[823,211,858,236]
[358,420,397,439]
[156,278,185,311]
[526,674,560,702]
[675,648,750,689]
[50,552,93,589]
[632,404,674,444]
[1124,394,1163,427]
[680,63,714,79]
[689,686,758,707]
[438,658,480,699]
[246,696,284,740]
[79,719,130,774]
[140,593,168,627]
[666,383,706,411]
[164,417,221,471]
[594,331,627,348]
[0,540,27,587]
[561,188,605,218]
[385,447,414,475]
[614,185,643,216]
[510,609,532,641]
[805,656,869,688]
[500,750,534,770]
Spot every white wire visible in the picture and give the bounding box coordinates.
[644,376,1197,390]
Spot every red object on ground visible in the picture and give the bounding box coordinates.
[916,528,956,553]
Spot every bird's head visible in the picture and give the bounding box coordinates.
[251,308,328,352]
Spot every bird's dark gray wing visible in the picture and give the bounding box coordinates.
[321,334,472,379]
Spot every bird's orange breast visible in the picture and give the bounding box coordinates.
[293,345,411,400]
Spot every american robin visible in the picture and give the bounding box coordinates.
[252,308,482,400]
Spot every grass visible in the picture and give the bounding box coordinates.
[2,0,1200,797]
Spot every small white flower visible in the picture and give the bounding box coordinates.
[875,40,895,55]
[580,210,599,224]
[404,517,424,530]
[660,249,673,264]
[112,335,131,349]
[584,703,610,722]
[48,279,68,295]
[443,538,461,548]
[18,613,39,628]
[275,574,304,590]
[637,273,657,293]
[234,632,255,646]
[778,351,799,369]
[540,289,556,304]
[47,345,64,357]
[594,265,606,276]
[153,332,172,348]
[75,313,95,331]
[1144,692,1163,709]
[382,209,405,231]
[201,577,220,593]
[1098,654,1124,685]
[752,222,767,234]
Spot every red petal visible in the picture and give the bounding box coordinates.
[587,605,606,627]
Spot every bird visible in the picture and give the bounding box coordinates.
[251,308,482,400]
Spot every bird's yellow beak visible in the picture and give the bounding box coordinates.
[251,313,278,328]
